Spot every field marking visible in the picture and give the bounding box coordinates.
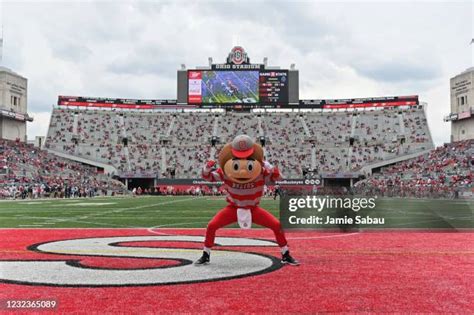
[388,218,458,227]
[0,227,211,230]
[287,233,359,240]
[147,222,210,235]
[1,247,472,256]
[1,249,473,255]
[3,197,207,228]
[0,196,193,206]
[59,220,142,228]
[146,224,360,241]
[6,216,163,228]
[51,202,117,207]
[30,196,207,226]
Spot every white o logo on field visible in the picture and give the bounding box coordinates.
[0,236,280,287]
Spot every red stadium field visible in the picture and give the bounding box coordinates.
[1,228,473,313]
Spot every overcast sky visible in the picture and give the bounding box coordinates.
[2,0,473,145]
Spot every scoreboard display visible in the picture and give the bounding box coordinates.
[188,70,289,105]
[259,70,288,104]
[178,46,299,106]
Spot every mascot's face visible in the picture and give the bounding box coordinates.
[218,135,265,185]
[223,158,262,184]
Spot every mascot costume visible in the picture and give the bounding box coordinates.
[195,134,299,266]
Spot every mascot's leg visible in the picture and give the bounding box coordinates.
[204,205,237,248]
[252,206,287,247]
[252,206,300,266]
[195,205,237,265]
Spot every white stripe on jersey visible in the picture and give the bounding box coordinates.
[226,196,262,208]
[226,185,264,196]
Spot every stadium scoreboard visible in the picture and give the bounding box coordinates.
[259,71,289,104]
[178,47,299,107]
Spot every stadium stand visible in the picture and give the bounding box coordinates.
[218,112,259,142]
[0,138,126,199]
[44,105,434,179]
[354,139,473,198]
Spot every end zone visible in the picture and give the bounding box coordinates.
[0,228,472,313]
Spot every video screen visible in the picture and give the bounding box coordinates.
[188,70,259,104]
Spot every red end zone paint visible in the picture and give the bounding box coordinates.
[0,229,473,313]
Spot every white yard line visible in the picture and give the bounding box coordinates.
[9,197,206,227]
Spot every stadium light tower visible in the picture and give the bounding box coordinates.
[471,39,474,64]
[208,57,213,67]
[263,57,268,67]
[181,64,186,70]
[290,63,296,70]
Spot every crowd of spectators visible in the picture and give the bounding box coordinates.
[354,140,473,198]
[173,112,214,144]
[219,112,259,142]
[9,105,472,200]
[0,138,126,199]
[166,144,211,178]
[45,106,433,179]
[262,113,305,143]
[306,112,352,144]
[125,113,169,143]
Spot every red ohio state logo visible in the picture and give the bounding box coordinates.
[229,46,247,65]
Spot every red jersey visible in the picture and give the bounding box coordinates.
[202,162,281,209]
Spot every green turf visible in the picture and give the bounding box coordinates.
[0,196,471,229]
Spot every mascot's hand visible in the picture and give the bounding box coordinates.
[204,160,216,171]
[264,161,281,180]
[263,161,274,170]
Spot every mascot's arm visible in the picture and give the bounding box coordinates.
[263,161,282,184]
[202,160,222,182]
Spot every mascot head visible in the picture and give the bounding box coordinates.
[218,134,264,184]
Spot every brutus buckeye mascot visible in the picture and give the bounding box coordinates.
[195,135,299,266]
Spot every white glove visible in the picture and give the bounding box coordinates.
[263,161,273,170]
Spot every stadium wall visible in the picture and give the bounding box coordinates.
[450,67,474,142]
[0,67,29,142]
[452,117,474,141]
[0,116,26,141]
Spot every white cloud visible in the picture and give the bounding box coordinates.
[1,0,471,145]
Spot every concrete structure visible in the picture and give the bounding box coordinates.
[27,136,46,148]
[0,66,31,142]
[448,67,474,142]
